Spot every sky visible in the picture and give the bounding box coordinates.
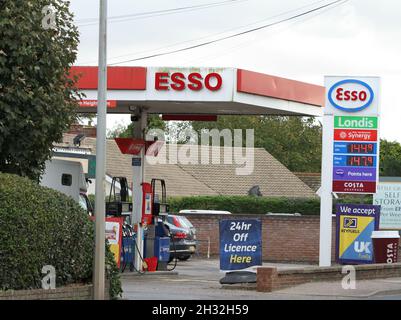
[69,0,401,143]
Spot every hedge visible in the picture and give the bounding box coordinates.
[167,195,373,215]
[0,173,121,298]
[91,194,373,216]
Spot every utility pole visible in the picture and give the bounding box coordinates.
[93,0,108,300]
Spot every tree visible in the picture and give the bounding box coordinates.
[0,0,80,180]
[191,115,323,172]
[379,139,401,177]
[107,115,167,138]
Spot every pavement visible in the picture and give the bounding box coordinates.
[121,258,401,300]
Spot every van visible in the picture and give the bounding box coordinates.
[40,159,93,215]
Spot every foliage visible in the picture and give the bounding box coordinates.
[0,0,80,180]
[107,115,166,138]
[105,242,123,299]
[0,173,122,298]
[168,195,321,215]
[379,139,401,177]
[191,116,323,172]
[168,195,373,216]
[105,116,401,178]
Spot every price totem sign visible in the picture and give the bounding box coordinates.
[324,77,380,195]
[332,115,379,193]
[319,76,380,266]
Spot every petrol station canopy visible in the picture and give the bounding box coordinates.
[70,66,325,117]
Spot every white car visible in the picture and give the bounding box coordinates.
[179,209,232,215]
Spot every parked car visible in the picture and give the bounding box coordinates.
[163,215,197,261]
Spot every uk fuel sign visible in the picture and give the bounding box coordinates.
[336,204,380,264]
[325,76,380,194]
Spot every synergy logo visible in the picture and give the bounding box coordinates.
[343,217,358,229]
[328,79,374,112]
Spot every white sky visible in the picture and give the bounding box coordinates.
[70,0,401,143]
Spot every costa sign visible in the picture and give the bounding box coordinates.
[328,79,374,113]
[155,72,223,91]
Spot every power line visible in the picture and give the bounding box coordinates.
[77,0,331,65]
[182,0,345,64]
[76,0,250,27]
[109,0,348,65]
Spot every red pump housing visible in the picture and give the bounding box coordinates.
[141,182,153,225]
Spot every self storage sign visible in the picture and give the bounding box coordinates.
[336,204,380,264]
[373,182,401,230]
[219,219,262,271]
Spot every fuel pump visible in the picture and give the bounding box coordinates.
[142,179,171,271]
[151,178,169,217]
[106,176,132,221]
[105,177,137,272]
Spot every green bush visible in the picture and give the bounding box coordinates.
[168,195,321,215]
[0,173,121,298]
[168,195,374,215]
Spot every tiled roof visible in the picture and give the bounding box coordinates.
[294,172,322,191]
[59,134,316,198]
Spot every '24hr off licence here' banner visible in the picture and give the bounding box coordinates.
[219,219,262,271]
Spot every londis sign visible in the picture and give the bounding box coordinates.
[324,77,379,116]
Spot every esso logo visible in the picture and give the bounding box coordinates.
[328,79,374,112]
[155,72,223,91]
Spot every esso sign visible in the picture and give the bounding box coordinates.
[328,79,374,112]
[155,72,223,91]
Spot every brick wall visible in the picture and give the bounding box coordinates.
[257,263,401,292]
[0,282,110,300]
[184,214,337,263]
[0,285,93,300]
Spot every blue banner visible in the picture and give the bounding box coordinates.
[219,219,262,271]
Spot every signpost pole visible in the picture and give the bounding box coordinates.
[93,0,107,300]
[133,110,147,272]
[319,114,334,267]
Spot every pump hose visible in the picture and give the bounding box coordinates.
[131,236,146,275]
[166,234,178,271]
[120,224,146,275]
[120,239,127,273]
[120,227,128,273]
